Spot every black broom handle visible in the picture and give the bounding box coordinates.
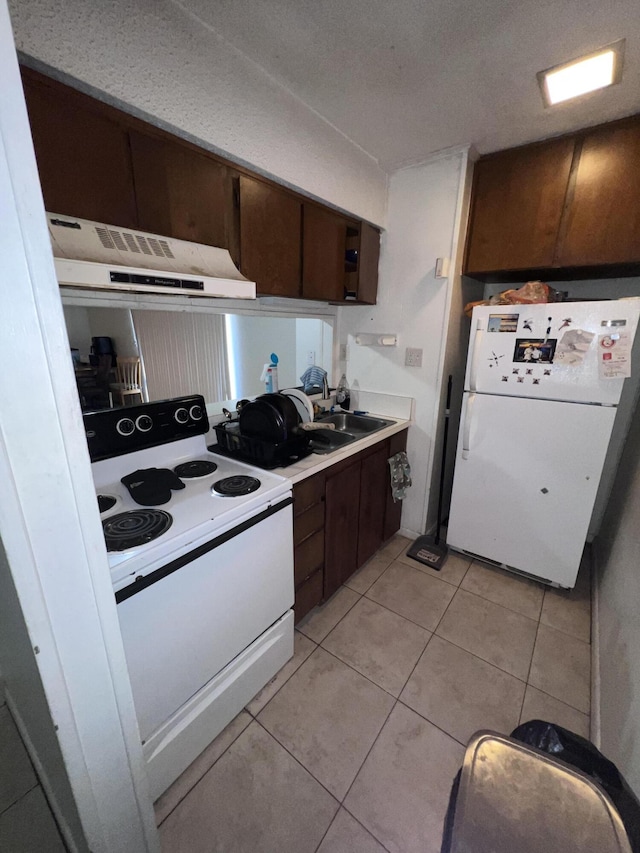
[435,374,453,546]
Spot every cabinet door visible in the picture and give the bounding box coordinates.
[356,222,380,304]
[464,138,575,274]
[129,131,232,248]
[22,71,138,228]
[302,204,347,301]
[239,175,302,296]
[384,429,408,541]
[324,460,361,598]
[556,120,640,267]
[357,443,390,566]
[344,222,380,304]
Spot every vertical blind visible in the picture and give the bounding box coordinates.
[132,311,231,403]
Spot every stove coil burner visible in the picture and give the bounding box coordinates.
[97,494,117,514]
[212,475,261,497]
[103,510,173,552]
[174,460,218,479]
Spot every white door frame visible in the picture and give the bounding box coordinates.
[0,4,158,850]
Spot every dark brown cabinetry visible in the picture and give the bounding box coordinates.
[21,66,380,303]
[293,472,326,623]
[464,138,575,274]
[129,131,233,250]
[344,222,380,304]
[384,429,408,541]
[238,176,302,297]
[464,114,640,279]
[302,204,348,301]
[324,458,362,599]
[555,121,640,267]
[357,443,391,566]
[22,70,138,229]
[294,428,408,612]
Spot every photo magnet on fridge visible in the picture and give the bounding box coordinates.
[488,313,519,333]
[513,338,557,364]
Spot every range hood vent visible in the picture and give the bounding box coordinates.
[48,213,256,300]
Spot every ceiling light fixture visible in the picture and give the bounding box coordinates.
[537,40,625,107]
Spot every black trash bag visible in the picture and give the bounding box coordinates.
[512,719,640,853]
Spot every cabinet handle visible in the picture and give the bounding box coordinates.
[462,393,476,460]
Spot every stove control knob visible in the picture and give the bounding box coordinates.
[189,404,203,421]
[136,414,153,433]
[174,407,189,424]
[116,417,135,436]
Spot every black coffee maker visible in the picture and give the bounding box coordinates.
[90,336,117,367]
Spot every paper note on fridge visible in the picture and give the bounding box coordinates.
[554,329,595,366]
[598,331,632,379]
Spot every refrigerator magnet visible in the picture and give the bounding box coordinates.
[488,313,519,333]
[554,329,595,366]
[513,338,556,364]
[598,331,631,379]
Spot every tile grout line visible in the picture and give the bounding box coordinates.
[244,632,319,719]
[155,713,253,827]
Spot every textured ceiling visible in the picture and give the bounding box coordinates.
[174,0,640,169]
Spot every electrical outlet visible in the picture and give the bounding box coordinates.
[339,343,348,361]
[405,347,423,368]
[307,350,316,366]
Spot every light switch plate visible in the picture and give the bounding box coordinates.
[405,347,423,367]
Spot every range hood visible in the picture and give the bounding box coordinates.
[47,213,256,300]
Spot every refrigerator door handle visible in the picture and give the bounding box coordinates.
[469,319,484,391]
[462,393,476,459]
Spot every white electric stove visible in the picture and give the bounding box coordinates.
[85,395,294,800]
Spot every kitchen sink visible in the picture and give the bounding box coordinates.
[307,428,357,454]
[315,412,394,435]
[308,412,395,454]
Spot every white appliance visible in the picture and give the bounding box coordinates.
[447,300,640,588]
[85,396,293,800]
[47,212,256,299]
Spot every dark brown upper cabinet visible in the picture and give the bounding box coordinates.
[22,69,139,229]
[464,137,576,275]
[129,131,232,251]
[344,222,380,304]
[302,204,348,301]
[238,175,302,297]
[21,66,380,302]
[555,120,640,267]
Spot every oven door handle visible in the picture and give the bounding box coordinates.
[115,496,293,603]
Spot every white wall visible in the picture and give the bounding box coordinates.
[338,149,471,537]
[9,0,387,226]
[595,408,640,796]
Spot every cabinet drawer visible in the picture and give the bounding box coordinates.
[294,569,324,624]
[294,502,325,546]
[293,474,325,516]
[294,529,324,588]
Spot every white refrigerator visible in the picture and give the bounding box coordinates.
[447,300,640,588]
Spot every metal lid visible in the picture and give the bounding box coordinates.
[449,732,632,853]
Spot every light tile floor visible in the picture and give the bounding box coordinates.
[157,536,592,852]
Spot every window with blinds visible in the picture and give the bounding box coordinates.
[132,311,231,403]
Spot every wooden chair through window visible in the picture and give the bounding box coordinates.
[110,357,144,407]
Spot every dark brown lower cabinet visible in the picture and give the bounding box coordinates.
[357,443,390,566]
[292,429,408,620]
[292,472,326,623]
[324,459,362,599]
[384,429,408,541]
